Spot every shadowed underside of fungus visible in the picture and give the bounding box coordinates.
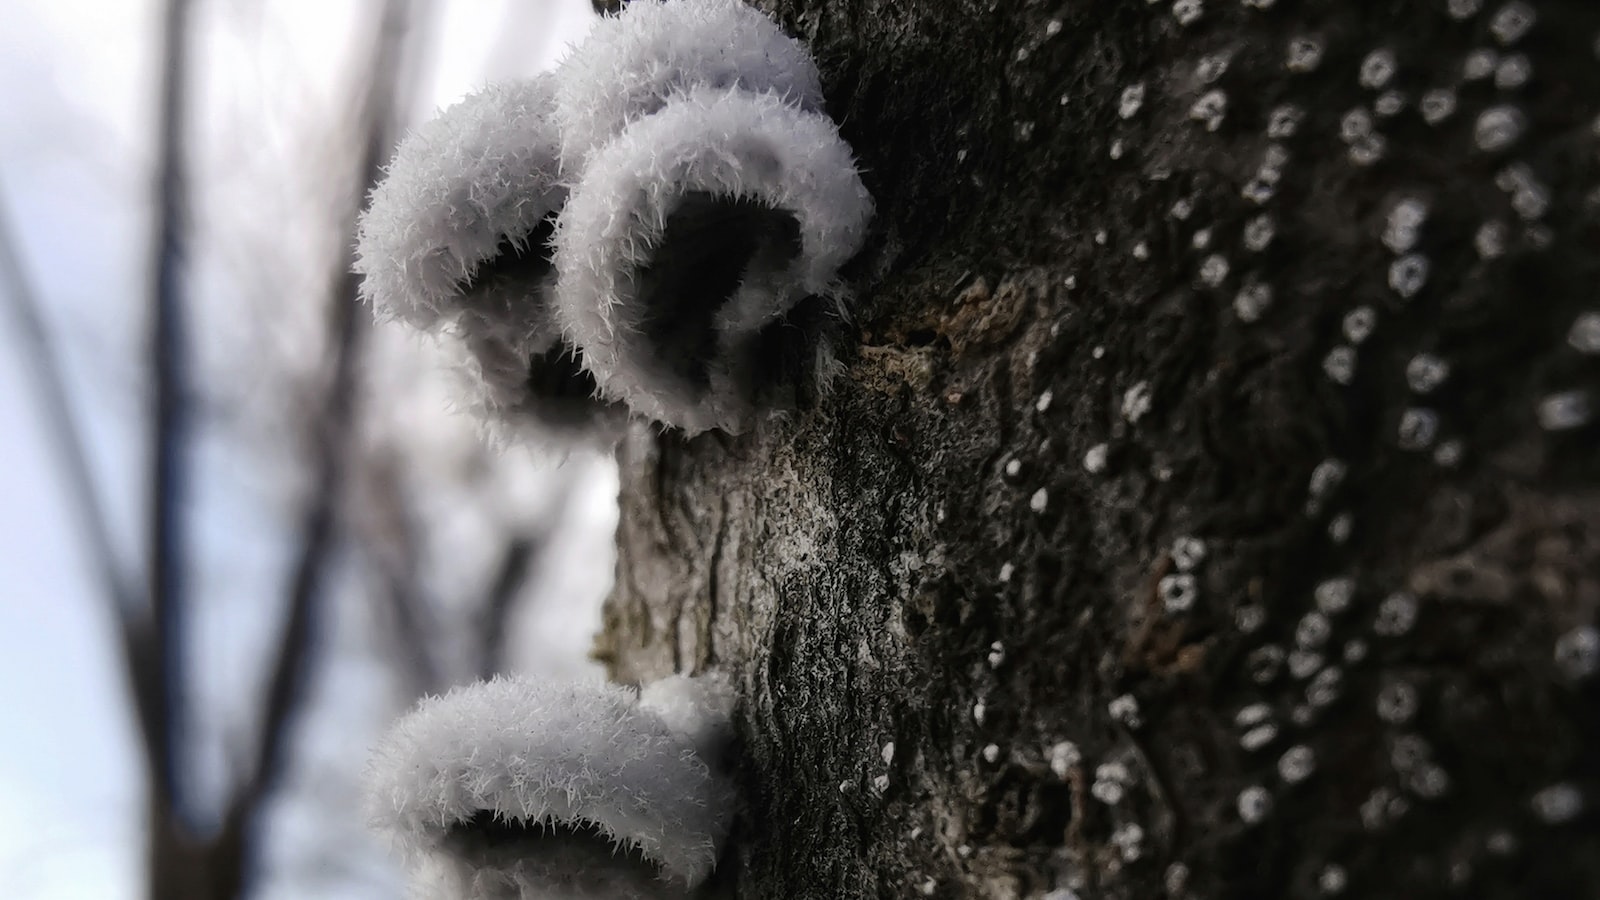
[552,84,873,434]
[438,814,682,900]
[634,193,805,393]
[452,227,611,432]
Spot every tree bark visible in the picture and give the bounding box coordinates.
[599,1,1600,898]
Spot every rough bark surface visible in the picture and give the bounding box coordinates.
[597,1,1600,897]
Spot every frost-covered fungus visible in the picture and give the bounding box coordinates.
[365,677,737,899]
[354,77,621,436]
[553,87,873,433]
[638,671,737,769]
[443,296,617,438]
[552,0,824,171]
[356,77,563,332]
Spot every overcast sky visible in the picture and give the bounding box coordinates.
[0,2,600,895]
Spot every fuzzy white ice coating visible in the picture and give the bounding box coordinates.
[553,86,874,433]
[639,671,737,770]
[355,77,566,328]
[354,76,626,437]
[365,676,737,893]
[553,0,825,169]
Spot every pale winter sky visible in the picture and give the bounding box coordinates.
[0,1,602,896]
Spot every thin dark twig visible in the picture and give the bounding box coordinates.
[362,459,445,693]
[478,482,573,679]
[477,538,536,680]
[382,567,445,692]
[145,0,195,825]
[0,197,138,614]
[0,196,161,764]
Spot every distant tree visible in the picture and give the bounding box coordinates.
[2,1,593,897]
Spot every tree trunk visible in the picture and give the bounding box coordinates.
[598,1,1600,897]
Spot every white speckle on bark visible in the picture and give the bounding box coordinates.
[1475,106,1526,151]
[1122,381,1153,422]
[1554,626,1599,680]
[1531,783,1583,824]
[1279,745,1316,783]
[1048,741,1081,778]
[1084,443,1109,473]
[1238,785,1273,823]
[1537,391,1593,431]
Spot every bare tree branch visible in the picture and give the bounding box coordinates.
[0,194,161,763]
[0,196,143,618]
[362,471,571,688]
[476,486,573,680]
[358,456,446,694]
[0,198,138,614]
[143,0,195,826]
[476,537,536,680]
[238,0,412,799]
[380,565,446,692]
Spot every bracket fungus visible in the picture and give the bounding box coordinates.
[552,85,874,434]
[551,0,826,170]
[355,0,871,436]
[366,674,738,899]
[549,0,873,434]
[354,76,624,438]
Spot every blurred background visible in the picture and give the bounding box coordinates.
[0,1,615,896]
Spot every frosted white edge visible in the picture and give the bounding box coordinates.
[355,76,628,437]
[553,0,824,169]
[638,671,737,768]
[354,76,566,331]
[553,86,873,434]
[364,676,736,890]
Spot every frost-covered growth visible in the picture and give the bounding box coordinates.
[554,86,873,433]
[552,0,824,170]
[366,676,738,899]
[639,671,737,769]
[546,0,870,433]
[354,77,622,436]
[356,79,564,328]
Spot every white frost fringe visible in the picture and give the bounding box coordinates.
[552,0,825,171]
[356,77,566,328]
[366,675,737,900]
[354,76,621,437]
[553,86,873,433]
